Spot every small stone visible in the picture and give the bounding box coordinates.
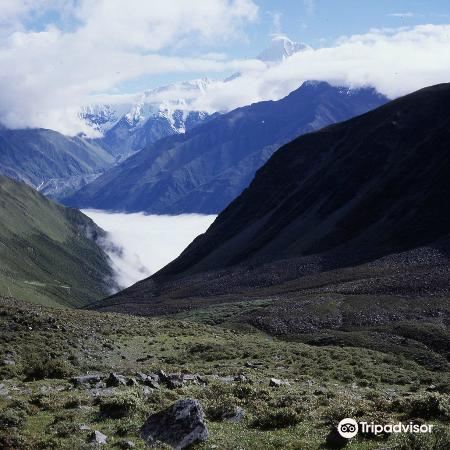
[80,424,91,431]
[2,359,15,366]
[0,383,9,398]
[71,374,104,387]
[89,430,107,445]
[234,374,247,383]
[143,386,154,396]
[157,369,168,382]
[126,377,138,387]
[223,407,245,423]
[167,374,184,389]
[146,380,160,390]
[269,378,282,387]
[136,372,148,383]
[105,372,127,387]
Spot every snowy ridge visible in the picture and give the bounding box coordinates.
[80,77,212,135]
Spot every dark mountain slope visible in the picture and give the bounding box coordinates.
[0,175,114,307]
[0,128,114,200]
[93,84,450,328]
[156,83,450,276]
[64,82,387,213]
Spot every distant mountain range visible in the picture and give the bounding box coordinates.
[64,81,387,214]
[81,78,215,158]
[0,35,318,203]
[91,84,450,367]
[0,128,114,200]
[79,35,310,158]
[0,175,114,307]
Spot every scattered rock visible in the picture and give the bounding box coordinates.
[136,372,149,383]
[156,370,168,383]
[197,375,208,385]
[1,359,15,366]
[147,373,161,383]
[218,376,235,384]
[223,407,245,423]
[126,377,138,387]
[80,424,91,431]
[71,374,104,387]
[167,374,184,389]
[234,374,247,383]
[147,380,160,390]
[141,399,208,449]
[88,387,116,398]
[89,430,107,445]
[182,374,198,383]
[0,383,10,398]
[269,378,290,387]
[106,372,127,387]
[269,378,282,387]
[142,386,154,396]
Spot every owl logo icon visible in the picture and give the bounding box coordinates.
[338,418,359,438]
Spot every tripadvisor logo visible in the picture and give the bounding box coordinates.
[337,418,358,439]
[337,418,433,439]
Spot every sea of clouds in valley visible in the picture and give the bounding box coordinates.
[83,210,216,290]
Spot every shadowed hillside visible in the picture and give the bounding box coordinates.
[90,84,450,368]
[0,175,114,307]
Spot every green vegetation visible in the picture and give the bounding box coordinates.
[0,176,113,307]
[0,297,448,449]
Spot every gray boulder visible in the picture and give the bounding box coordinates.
[71,374,104,387]
[141,399,208,449]
[106,372,127,387]
[89,430,107,445]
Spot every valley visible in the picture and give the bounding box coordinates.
[0,5,449,447]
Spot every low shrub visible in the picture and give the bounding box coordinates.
[23,353,72,380]
[99,390,143,419]
[251,405,302,430]
[394,392,450,420]
[390,424,450,450]
[0,408,26,429]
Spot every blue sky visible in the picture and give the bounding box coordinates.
[0,1,449,134]
[254,0,450,49]
[115,0,450,91]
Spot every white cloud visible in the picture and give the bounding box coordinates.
[187,24,450,112]
[388,12,415,18]
[0,0,258,135]
[82,210,216,290]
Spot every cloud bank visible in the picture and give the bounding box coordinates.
[0,0,449,134]
[0,0,259,134]
[83,210,216,290]
[188,24,450,113]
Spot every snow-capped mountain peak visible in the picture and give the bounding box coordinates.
[257,34,311,63]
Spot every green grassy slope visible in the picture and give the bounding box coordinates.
[1,297,449,449]
[0,176,114,307]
